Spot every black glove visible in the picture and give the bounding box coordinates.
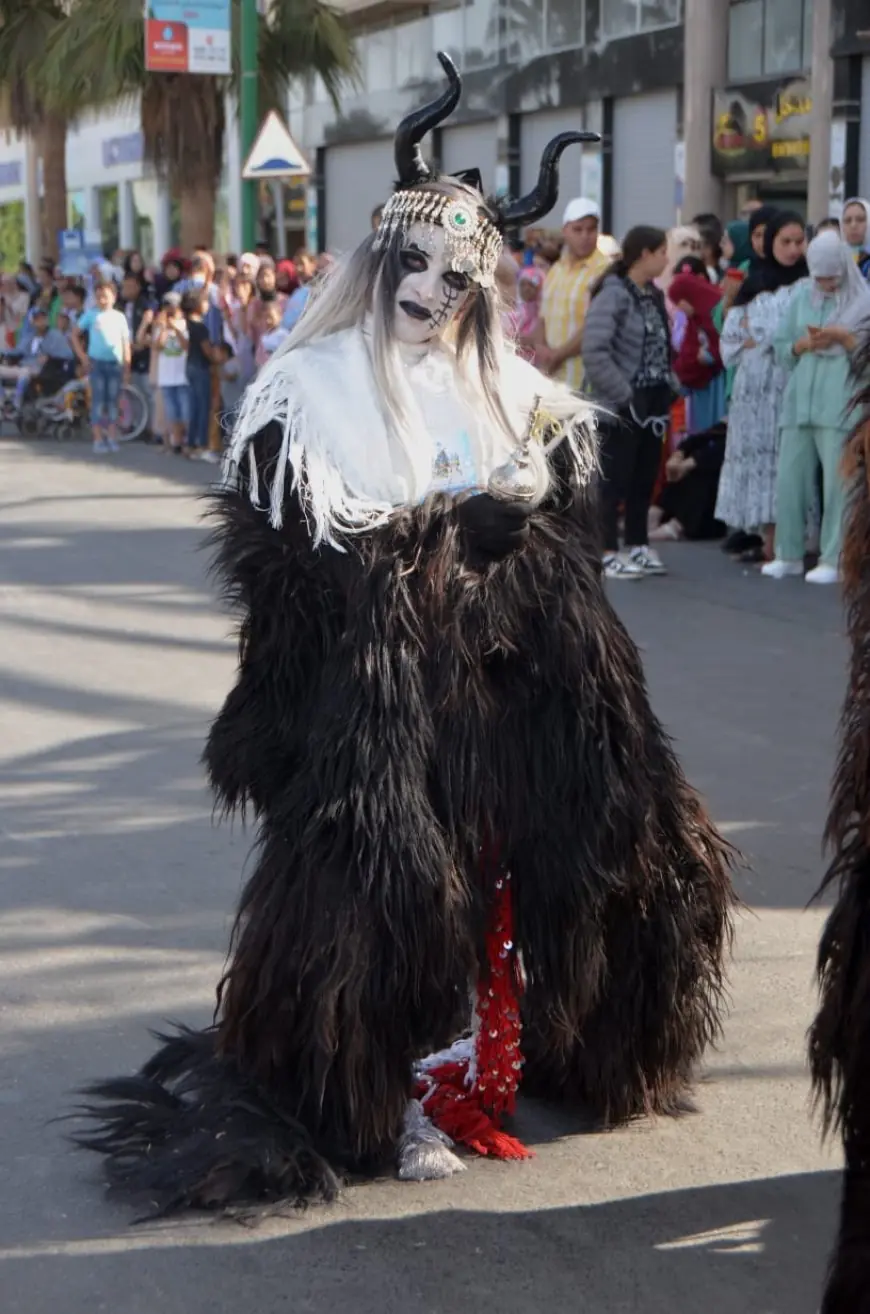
[457,492,531,561]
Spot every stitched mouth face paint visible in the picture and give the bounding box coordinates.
[393,223,471,345]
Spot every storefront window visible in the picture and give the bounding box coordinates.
[764,0,807,74]
[601,0,679,37]
[729,0,811,82]
[131,179,158,263]
[98,186,119,256]
[502,0,544,61]
[362,26,395,93]
[728,1,763,79]
[463,0,499,69]
[67,189,86,230]
[546,0,584,52]
[639,0,680,25]
[601,0,638,37]
[431,1,463,60]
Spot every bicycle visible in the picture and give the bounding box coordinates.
[34,375,149,443]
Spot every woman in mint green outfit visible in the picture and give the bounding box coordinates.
[763,232,870,584]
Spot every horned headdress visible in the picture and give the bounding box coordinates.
[374,51,600,287]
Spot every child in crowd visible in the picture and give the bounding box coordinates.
[254,302,289,368]
[182,290,216,455]
[215,339,244,430]
[153,291,190,454]
[73,281,131,454]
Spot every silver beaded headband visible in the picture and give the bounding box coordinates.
[374,190,503,289]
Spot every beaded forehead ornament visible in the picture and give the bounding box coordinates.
[374,190,502,289]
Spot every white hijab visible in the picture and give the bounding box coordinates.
[806,230,870,341]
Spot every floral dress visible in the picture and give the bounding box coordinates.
[715,286,794,531]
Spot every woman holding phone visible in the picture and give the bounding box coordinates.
[763,231,870,583]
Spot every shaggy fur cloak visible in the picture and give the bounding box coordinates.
[810,340,870,1313]
[76,422,734,1215]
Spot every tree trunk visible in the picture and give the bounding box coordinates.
[179,183,216,253]
[38,111,68,263]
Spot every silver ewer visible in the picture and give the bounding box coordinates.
[487,394,542,503]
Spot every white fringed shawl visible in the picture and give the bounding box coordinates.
[224,325,596,547]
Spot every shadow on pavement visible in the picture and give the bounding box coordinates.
[0,1172,839,1314]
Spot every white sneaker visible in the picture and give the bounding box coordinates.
[603,553,644,580]
[199,450,222,464]
[629,545,667,576]
[760,558,803,579]
[92,439,109,454]
[805,563,841,585]
[107,439,120,453]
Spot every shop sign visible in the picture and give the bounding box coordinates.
[145,0,231,75]
[712,78,812,176]
[102,132,144,169]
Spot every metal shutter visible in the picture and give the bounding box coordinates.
[324,140,395,255]
[611,90,678,241]
[520,109,587,230]
[440,122,498,195]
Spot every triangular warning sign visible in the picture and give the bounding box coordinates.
[242,111,309,180]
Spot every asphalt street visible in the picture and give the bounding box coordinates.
[0,438,845,1314]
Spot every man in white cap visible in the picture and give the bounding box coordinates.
[536,196,610,389]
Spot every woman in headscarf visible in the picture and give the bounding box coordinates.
[841,198,870,279]
[721,219,753,272]
[275,258,299,295]
[715,211,808,561]
[762,231,870,583]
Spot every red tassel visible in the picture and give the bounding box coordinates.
[416,863,533,1162]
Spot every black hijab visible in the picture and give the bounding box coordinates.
[733,210,808,307]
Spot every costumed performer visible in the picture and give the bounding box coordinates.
[75,53,735,1214]
[810,331,870,1312]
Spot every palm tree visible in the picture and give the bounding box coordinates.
[0,0,70,262]
[40,0,356,251]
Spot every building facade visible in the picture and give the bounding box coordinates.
[0,0,867,263]
[300,0,870,254]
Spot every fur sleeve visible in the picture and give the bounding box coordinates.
[203,422,356,817]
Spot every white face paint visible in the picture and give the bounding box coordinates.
[393,221,472,346]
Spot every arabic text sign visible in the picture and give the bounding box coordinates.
[145,0,231,75]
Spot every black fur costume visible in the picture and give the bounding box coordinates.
[810,340,870,1313]
[75,422,734,1215]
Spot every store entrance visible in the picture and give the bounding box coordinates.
[736,179,807,218]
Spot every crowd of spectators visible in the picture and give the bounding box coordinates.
[495,195,870,586]
[0,242,332,456]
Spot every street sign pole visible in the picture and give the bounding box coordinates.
[240,0,259,251]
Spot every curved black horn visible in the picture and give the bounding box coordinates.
[394,51,462,187]
[499,130,601,227]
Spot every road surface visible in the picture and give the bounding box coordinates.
[0,439,844,1313]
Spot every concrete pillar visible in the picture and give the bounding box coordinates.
[23,134,42,264]
[682,0,728,220]
[153,185,172,259]
[808,0,834,224]
[270,180,286,257]
[84,186,101,239]
[226,94,242,255]
[118,180,136,249]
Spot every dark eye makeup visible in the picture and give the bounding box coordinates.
[399,246,428,274]
[443,270,470,292]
